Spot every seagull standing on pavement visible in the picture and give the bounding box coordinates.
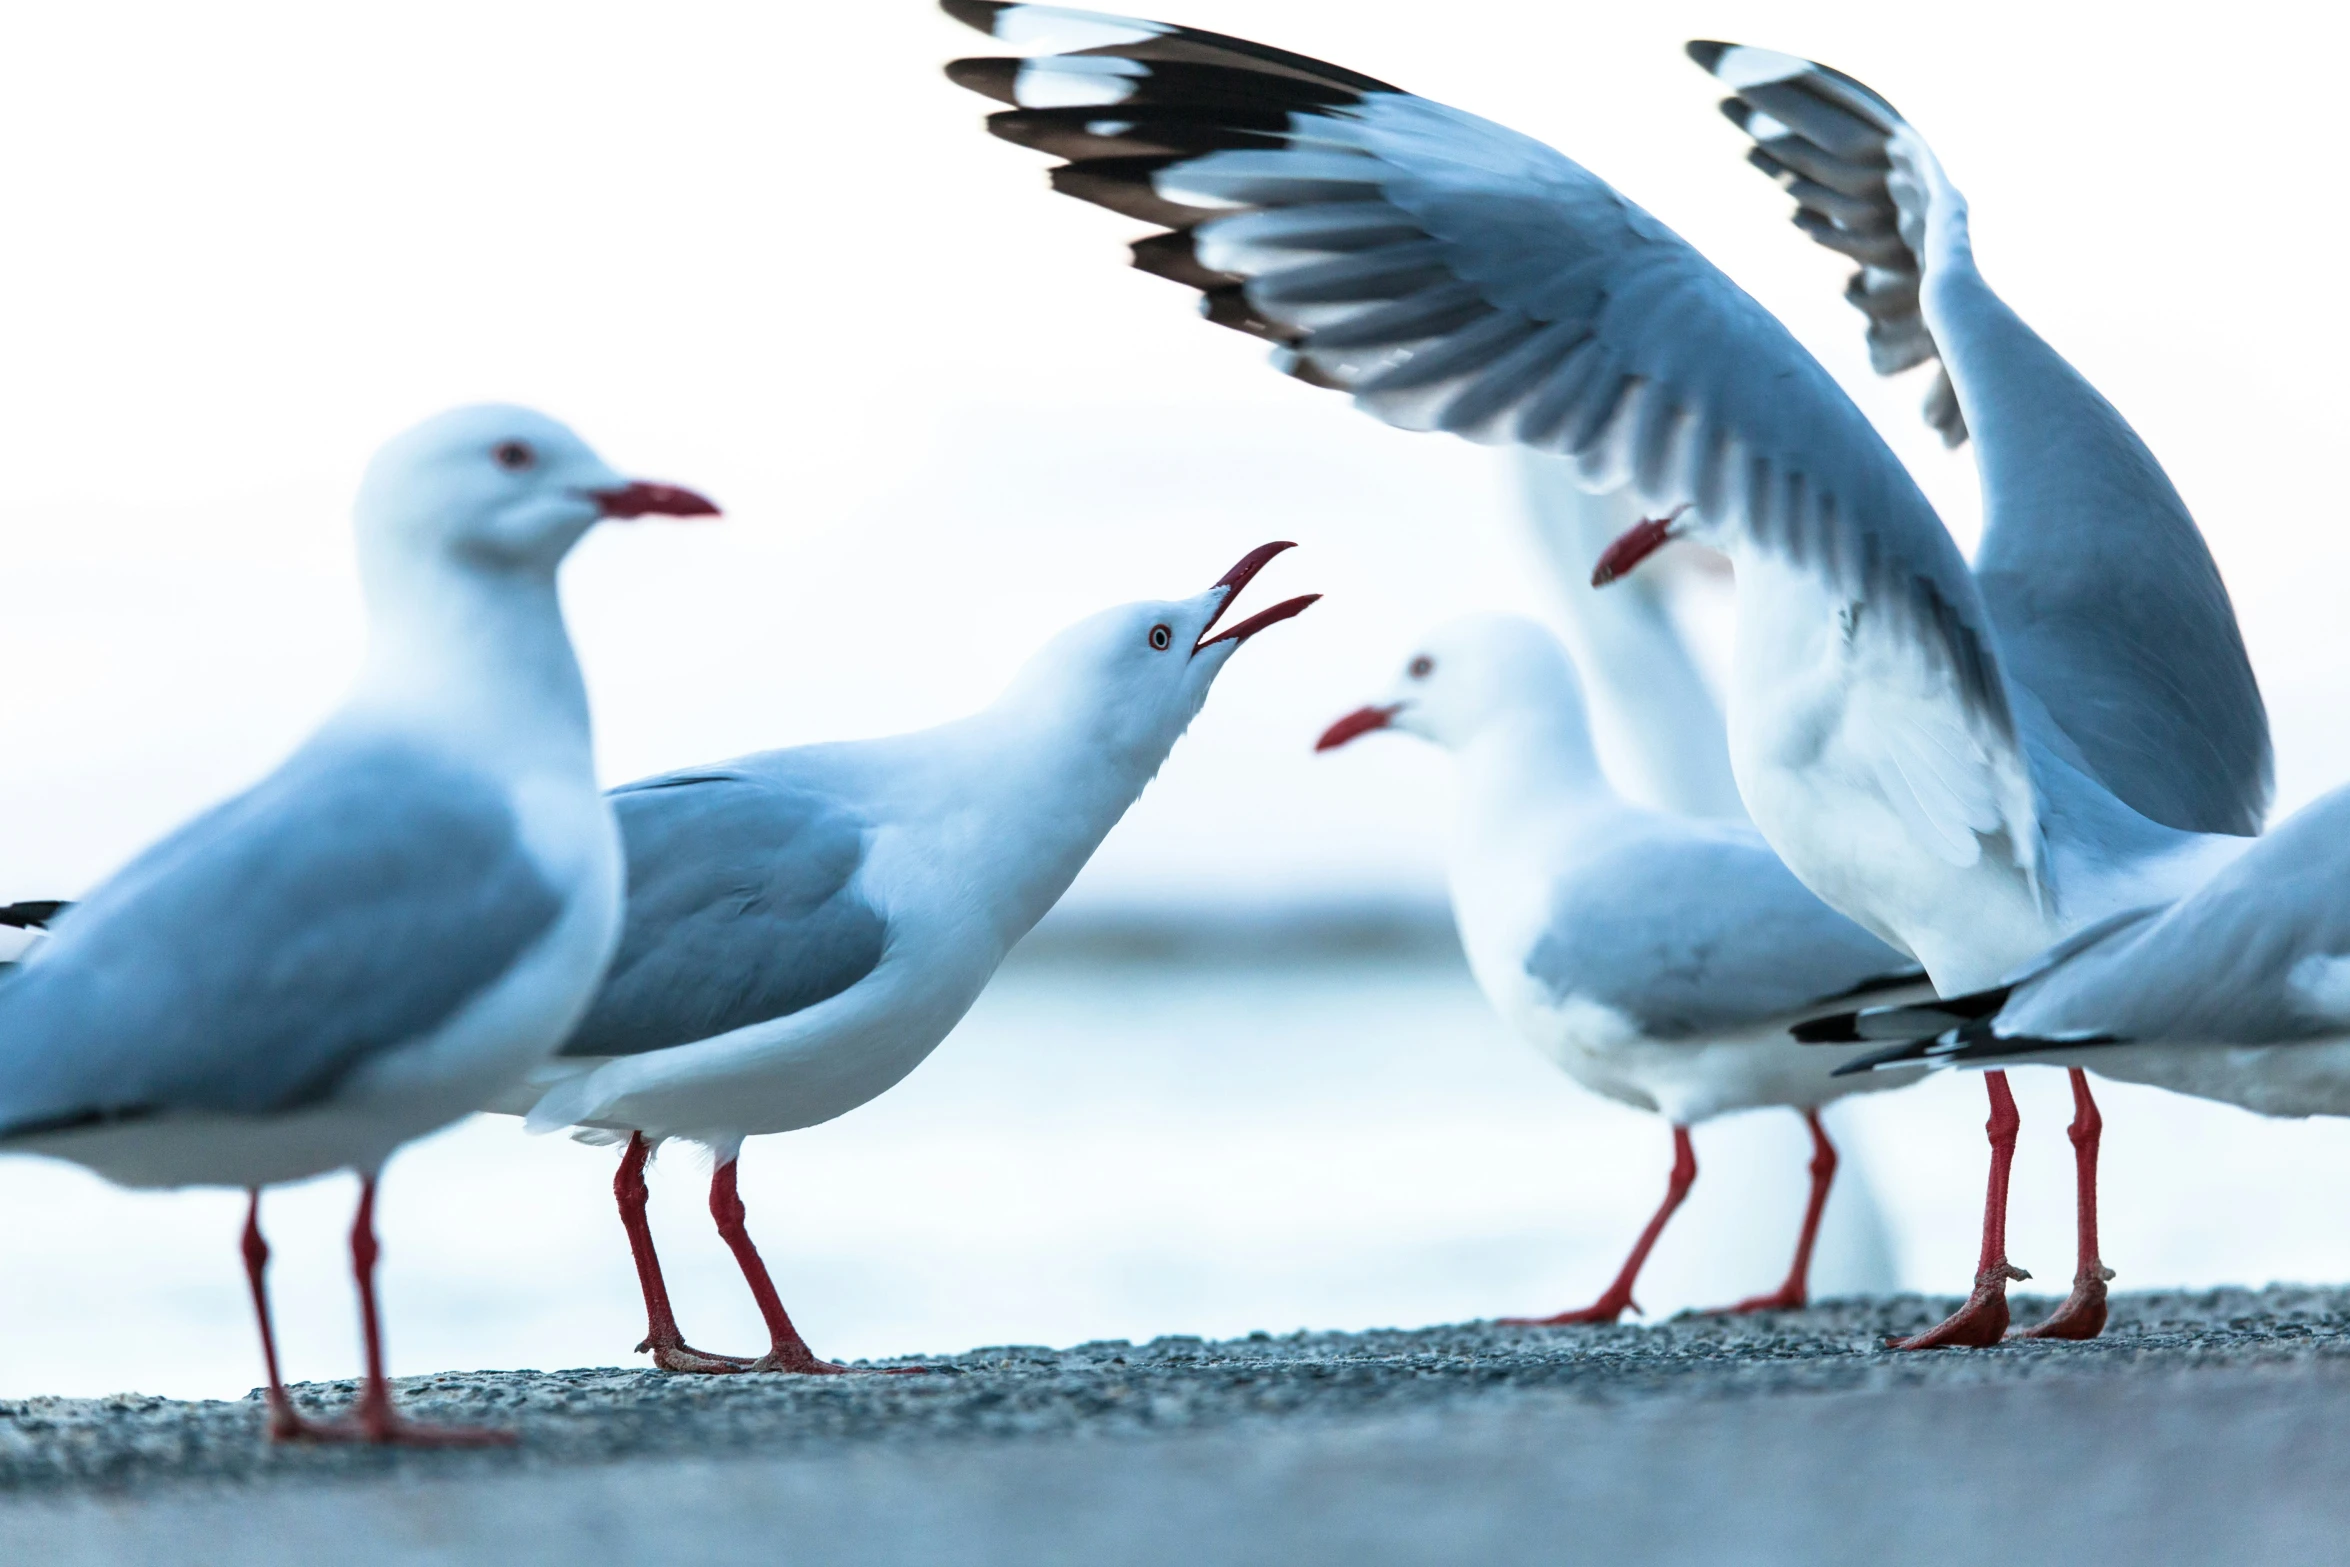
[941,6,2269,1346]
[498,543,1316,1374]
[0,406,717,1442]
[1317,615,1923,1321]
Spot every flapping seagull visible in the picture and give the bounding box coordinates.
[495,544,1315,1374]
[941,7,2269,1347]
[0,406,716,1442]
[1318,615,1924,1322]
[1803,785,2350,1117]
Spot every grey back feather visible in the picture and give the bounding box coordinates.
[0,737,563,1137]
[561,766,887,1059]
[1694,41,2273,838]
[1526,821,1920,1039]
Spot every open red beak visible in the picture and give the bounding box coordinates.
[1590,511,1680,586]
[1195,540,1320,653]
[1315,704,1399,752]
[592,481,722,520]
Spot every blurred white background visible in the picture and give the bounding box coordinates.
[4,0,2350,1400]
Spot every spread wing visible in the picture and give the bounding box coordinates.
[1694,42,2272,839]
[0,736,565,1137]
[561,766,888,1059]
[947,3,2036,882]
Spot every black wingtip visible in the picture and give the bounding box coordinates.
[1830,1039,1933,1077]
[1686,39,1731,72]
[940,0,1012,37]
[0,900,66,930]
[1793,1013,1863,1045]
[944,55,1021,105]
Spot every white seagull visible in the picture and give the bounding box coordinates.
[0,406,716,1442]
[496,543,1316,1374]
[1511,455,1745,823]
[1806,784,2350,1117]
[942,7,2269,1347]
[1316,615,1923,1321]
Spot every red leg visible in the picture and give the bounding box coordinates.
[344,1174,515,1446]
[1714,1108,1837,1314]
[1889,1071,2029,1350]
[707,1157,852,1374]
[615,1133,753,1374]
[2019,1069,2114,1340]
[241,1190,346,1442]
[1502,1125,1696,1327]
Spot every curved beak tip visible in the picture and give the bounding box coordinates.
[1315,703,1398,752]
[1194,542,1313,651]
[594,481,722,521]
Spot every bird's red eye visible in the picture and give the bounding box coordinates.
[493,441,536,472]
[1408,655,1434,678]
[1148,624,1173,651]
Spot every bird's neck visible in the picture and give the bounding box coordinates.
[346,551,594,779]
[935,697,1179,949]
[1453,709,1616,849]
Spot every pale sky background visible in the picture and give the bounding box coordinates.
[2,0,2345,903]
[4,2,2350,1398]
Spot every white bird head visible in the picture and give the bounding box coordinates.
[1001,541,1318,765]
[355,404,718,575]
[1317,614,1591,755]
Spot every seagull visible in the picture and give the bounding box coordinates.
[1804,784,2350,1121]
[1316,614,1924,1321]
[0,406,717,1442]
[941,7,2269,1346]
[1512,455,1745,822]
[493,543,1316,1374]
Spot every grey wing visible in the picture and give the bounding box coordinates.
[1527,826,1922,1040]
[0,737,564,1137]
[561,767,887,1059]
[1695,42,2272,838]
[945,5,2021,766]
[1996,789,2350,1048]
[1513,454,1744,821]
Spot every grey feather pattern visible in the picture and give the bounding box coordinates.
[561,766,887,1059]
[1694,41,2273,838]
[947,9,2021,754]
[0,737,564,1137]
[1527,821,1920,1039]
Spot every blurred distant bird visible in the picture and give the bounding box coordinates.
[499,544,1316,1374]
[1511,457,1744,823]
[1808,784,2350,1117]
[1317,616,1924,1321]
[0,406,716,1443]
[943,6,2268,1347]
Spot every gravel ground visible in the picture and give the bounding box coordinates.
[6,1286,2349,1563]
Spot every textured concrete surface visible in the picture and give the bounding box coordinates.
[5,1287,2348,1564]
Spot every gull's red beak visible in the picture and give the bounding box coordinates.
[1590,509,1683,586]
[1315,705,1399,752]
[1196,540,1320,653]
[591,481,722,520]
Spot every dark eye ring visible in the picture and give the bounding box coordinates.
[1408,655,1434,678]
[1149,624,1173,651]
[493,440,536,472]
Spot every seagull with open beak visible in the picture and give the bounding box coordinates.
[495,543,1316,1374]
